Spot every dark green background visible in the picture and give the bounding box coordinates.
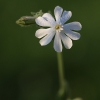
[0,0,100,100]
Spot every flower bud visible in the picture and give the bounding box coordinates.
[16,10,44,27]
[16,16,35,27]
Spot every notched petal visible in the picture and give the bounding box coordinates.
[54,6,63,23]
[54,31,62,52]
[61,11,72,24]
[35,17,52,27]
[64,22,82,31]
[60,33,72,49]
[39,28,55,46]
[35,28,52,38]
[42,13,56,26]
[64,30,81,40]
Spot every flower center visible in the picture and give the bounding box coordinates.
[55,24,61,30]
[55,24,63,32]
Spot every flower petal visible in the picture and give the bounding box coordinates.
[42,13,56,26]
[39,28,55,46]
[35,28,53,38]
[60,11,72,24]
[54,6,63,23]
[64,22,82,31]
[64,30,81,40]
[54,31,62,52]
[35,17,52,27]
[60,32,72,49]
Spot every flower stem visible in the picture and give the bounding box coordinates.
[57,52,65,95]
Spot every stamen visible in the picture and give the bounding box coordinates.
[55,24,61,30]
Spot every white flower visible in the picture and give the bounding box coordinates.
[35,6,82,52]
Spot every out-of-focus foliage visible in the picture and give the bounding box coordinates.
[0,0,100,100]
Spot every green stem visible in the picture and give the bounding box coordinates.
[57,52,65,94]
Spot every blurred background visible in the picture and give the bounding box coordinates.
[0,0,100,100]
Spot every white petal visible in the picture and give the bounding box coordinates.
[42,13,56,26]
[64,22,82,31]
[35,17,52,27]
[60,11,72,24]
[64,30,81,40]
[54,6,63,23]
[39,28,55,46]
[35,28,53,38]
[60,32,72,49]
[54,31,62,52]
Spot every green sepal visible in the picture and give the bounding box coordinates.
[31,10,44,18]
